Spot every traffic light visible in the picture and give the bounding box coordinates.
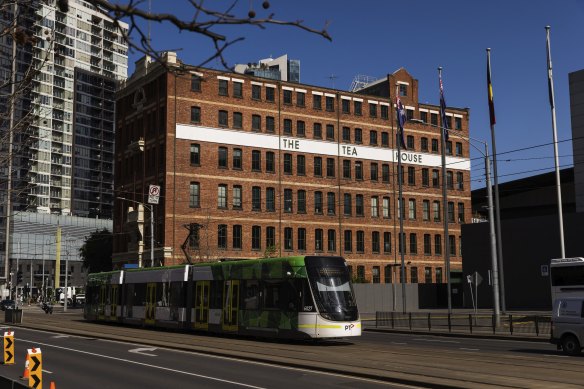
[16,271,22,284]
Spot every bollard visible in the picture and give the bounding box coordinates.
[469,314,473,334]
[509,314,513,335]
[448,313,452,333]
[492,314,496,334]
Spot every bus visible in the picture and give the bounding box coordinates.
[550,257,584,301]
[84,256,361,339]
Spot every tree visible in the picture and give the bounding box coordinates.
[79,229,113,273]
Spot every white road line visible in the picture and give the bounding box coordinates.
[459,348,479,351]
[52,335,70,339]
[43,369,53,374]
[391,342,408,345]
[413,338,460,344]
[543,354,568,358]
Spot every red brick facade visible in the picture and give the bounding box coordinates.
[113,54,471,285]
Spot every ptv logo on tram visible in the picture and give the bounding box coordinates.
[345,324,355,331]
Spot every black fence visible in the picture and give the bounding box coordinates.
[374,312,552,337]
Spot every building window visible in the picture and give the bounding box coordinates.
[410,233,418,254]
[381,105,389,119]
[343,193,352,216]
[233,185,242,209]
[455,142,463,156]
[433,201,441,221]
[297,155,306,176]
[431,112,438,126]
[357,265,365,282]
[354,100,362,116]
[383,197,390,218]
[327,229,336,252]
[436,267,443,283]
[218,224,227,249]
[398,197,405,220]
[406,109,414,121]
[381,132,389,147]
[435,235,442,255]
[266,86,275,102]
[266,151,275,172]
[457,172,464,190]
[284,189,293,213]
[252,84,261,100]
[448,201,455,223]
[314,191,323,214]
[372,231,380,253]
[218,79,228,96]
[356,231,365,253]
[233,148,242,170]
[432,169,439,188]
[283,119,292,135]
[190,144,200,165]
[188,223,200,249]
[252,114,261,132]
[313,94,322,110]
[354,128,363,144]
[370,130,378,146]
[344,230,352,253]
[233,82,242,98]
[423,200,430,221]
[421,137,429,152]
[283,89,292,105]
[298,228,306,251]
[399,84,407,96]
[342,99,350,114]
[315,229,324,251]
[431,138,439,153]
[284,228,293,250]
[356,194,364,216]
[369,103,377,117]
[314,157,322,177]
[325,96,335,112]
[355,161,363,180]
[458,202,465,223]
[189,182,200,208]
[252,226,261,250]
[266,187,275,212]
[410,267,418,283]
[384,232,391,253]
[233,225,242,249]
[190,106,201,123]
[191,75,201,92]
[446,141,452,155]
[408,166,416,185]
[370,162,378,181]
[297,120,306,137]
[218,110,228,127]
[313,123,322,139]
[342,126,351,142]
[266,116,275,133]
[297,91,305,107]
[218,147,228,168]
[266,226,276,247]
[218,184,227,208]
[447,171,454,190]
[252,150,261,171]
[283,153,292,174]
[327,192,335,215]
[424,234,432,255]
[422,168,429,187]
[409,199,416,220]
[252,186,261,211]
[454,116,462,130]
[449,235,456,256]
[407,135,414,150]
[297,190,306,213]
[343,160,351,179]
[326,124,335,140]
[326,158,335,178]
[371,196,379,217]
[384,265,393,283]
[233,112,243,129]
[420,111,428,123]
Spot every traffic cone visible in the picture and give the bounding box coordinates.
[19,354,29,380]
[50,381,56,389]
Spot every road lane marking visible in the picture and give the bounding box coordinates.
[129,347,157,356]
[413,338,460,344]
[19,339,266,389]
[43,369,53,374]
[52,335,70,339]
[391,342,408,345]
[459,348,479,351]
[544,354,568,358]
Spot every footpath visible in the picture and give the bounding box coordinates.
[2,306,582,389]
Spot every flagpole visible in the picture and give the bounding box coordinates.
[545,26,566,258]
[487,48,507,313]
[438,67,452,315]
[395,86,407,314]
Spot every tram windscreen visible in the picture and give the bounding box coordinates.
[305,257,359,321]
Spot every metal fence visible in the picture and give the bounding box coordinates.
[374,312,552,337]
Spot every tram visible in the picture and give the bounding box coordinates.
[84,256,361,339]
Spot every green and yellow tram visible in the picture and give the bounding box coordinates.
[84,256,361,339]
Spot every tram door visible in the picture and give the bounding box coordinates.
[222,280,239,332]
[109,285,119,320]
[98,284,107,320]
[193,281,210,330]
[145,283,156,325]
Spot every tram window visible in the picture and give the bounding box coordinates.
[158,282,169,307]
[263,281,280,310]
[170,282,185,308]
[133,283,146,306]
[210,281,223,309]
[243,280,260,310]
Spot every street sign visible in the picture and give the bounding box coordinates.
[148,185,160,205]
[3,331,14,365]
[474,272,483,286]
[28,348,42,389]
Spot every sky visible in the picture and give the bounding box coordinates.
[127,0,584,190]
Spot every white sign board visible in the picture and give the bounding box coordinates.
[148,185,160,205]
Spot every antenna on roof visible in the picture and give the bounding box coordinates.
[350,74,378,92]
[328,74,338,89]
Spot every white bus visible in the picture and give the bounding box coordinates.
[550,257,584,301]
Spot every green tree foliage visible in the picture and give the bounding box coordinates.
[79,228,113,273]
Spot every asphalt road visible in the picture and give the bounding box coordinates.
[0,327,416,389]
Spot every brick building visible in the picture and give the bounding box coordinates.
[113,52,471,285]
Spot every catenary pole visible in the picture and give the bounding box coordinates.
[484,143,501,326]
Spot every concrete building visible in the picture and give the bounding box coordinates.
[113,52,471,289]
[0,0,127,283]
[234,54,300,82]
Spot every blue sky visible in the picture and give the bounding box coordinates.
[130,0,584,190]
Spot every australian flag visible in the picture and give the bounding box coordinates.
[396,96,407,149]
[439,76,449,141]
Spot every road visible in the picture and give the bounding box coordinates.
[0,327,412,389]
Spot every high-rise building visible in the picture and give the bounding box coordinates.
[234,54,300,82]
[113,53,471,288]
[0,0,127,283]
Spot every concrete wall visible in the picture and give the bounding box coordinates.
[353,283,419,313]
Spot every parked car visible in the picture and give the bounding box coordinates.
[550,297,584,355]
[0,299,15,311]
